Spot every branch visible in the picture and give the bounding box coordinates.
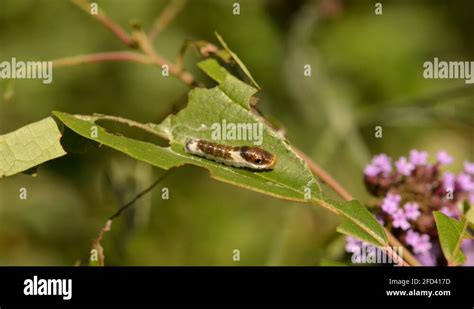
[295,148,352,201]
[89,170,171,266]
[133,23,200,87]
[71,0,135,47]
[109,170,172,220]
[67,0,200,88]
[149,0,187,42]
[53,51,152,68]
[90,219,112,266]
[176,39,219,70]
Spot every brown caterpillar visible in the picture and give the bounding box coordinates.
[184,139,277,170]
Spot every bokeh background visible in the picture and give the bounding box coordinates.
[0,0,473,265]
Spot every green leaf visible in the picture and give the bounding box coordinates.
[215,32,260,89]
[433,211,466,265]
[0,117,66,178]
[197,58,257,109]
[338,218,380,247]
[334,199,388,247]
[197,58,229,84]
[52,58,389,249]
[53,68,323,203]
[52,112,185,170]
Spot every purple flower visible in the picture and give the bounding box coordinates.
[457,173,474,192]
[409,150,428,165]
[405,230,432,254]
[440,206,458,218]
[364,154,393,177]
[345,237,364,263]
[364,164,380,177]
[372,154,392,172]
[416,252,437,266]
[404,202,420,220]
[436,150,453,165]
[405,230,419,247]
[381,193,401,215]
[469,193,474,204]
[345,236,362,253]
[417,243,441,266]
[416,234,433,254]
[464,161,474,175]
[392,209,410,230]
[395,156,414,176]
[443,172,455,190]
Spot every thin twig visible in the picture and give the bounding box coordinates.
[133,24,200,87]
[67,0,199,87]
[386,233,419,266]
[53,51,152,68]
[109,170,171,220]
[90,219,112,266]
[295,148,352,201]
[71,0,135,47]
[89,171,171,266]
[149,0,187,42]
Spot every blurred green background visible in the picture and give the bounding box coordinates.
[0,0,473,265]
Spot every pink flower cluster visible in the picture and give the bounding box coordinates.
[380,194,421,230]
[347,150,474,266]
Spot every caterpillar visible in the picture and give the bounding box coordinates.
[184,139,277,170]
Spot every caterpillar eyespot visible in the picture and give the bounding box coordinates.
[184,139,277,171]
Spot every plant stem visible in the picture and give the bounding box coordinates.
[90,170,171,266]
[71,0,135,47]
[149,0,187,42]
[109,170,172,220]
[295,148,352,201]
[53,51,152,68]
[68,0,198,87]
[91,219,112,266]
[133,25,200,87]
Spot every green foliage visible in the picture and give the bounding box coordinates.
[335,200,387,247]
[1,0,472,267]
[214,32,260,89]
[1,42,390,254]
[53,62,322,203]
[0,117,66,178]
[196,58,257,109]
[433,211,467,265]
